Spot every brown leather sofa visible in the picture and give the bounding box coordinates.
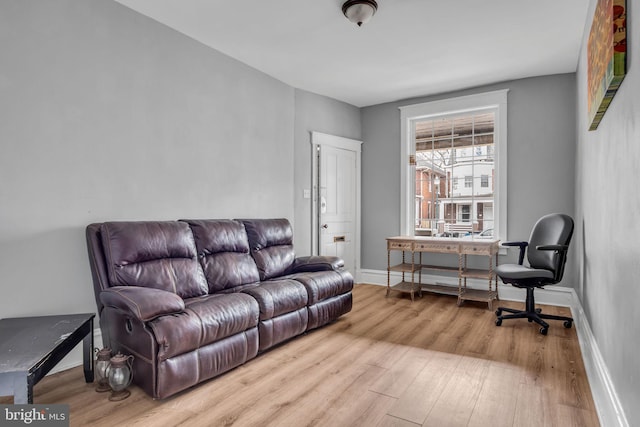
[86,218,353,399]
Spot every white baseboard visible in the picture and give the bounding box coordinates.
[355,268,629,427]
[356,268,573,306]
[569,292,629,427]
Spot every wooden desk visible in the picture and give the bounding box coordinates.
[386,236,499,309]
[0,313,95,403]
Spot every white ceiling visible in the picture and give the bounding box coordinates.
[114,0,590,107]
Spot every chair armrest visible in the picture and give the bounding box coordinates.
[501,241,529,265]
[99,286,185,322]
[501,241,528,248]
[290,256,345,273]
[536,244,569,252]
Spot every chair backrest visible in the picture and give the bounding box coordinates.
[527,213,574,282]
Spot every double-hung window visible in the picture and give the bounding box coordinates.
[400,90,508,240]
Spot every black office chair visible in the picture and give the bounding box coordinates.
[494,213,574,335]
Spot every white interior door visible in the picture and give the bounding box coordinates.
[312,132,361,274]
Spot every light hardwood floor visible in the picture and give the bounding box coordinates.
[2,284,599,426]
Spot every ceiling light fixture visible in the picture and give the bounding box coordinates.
[342,0,378,27]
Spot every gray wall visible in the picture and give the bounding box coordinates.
[575,0,639,424]
[3,1,636,423]
[292,89,361,255]
[0,0,301,319]
[361,74,577,278]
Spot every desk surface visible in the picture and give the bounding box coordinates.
[386,235,499,244]
[0,313,95,373]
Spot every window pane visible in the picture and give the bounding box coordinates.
[413,111,496,237]
[454,116,472,137]
[433,118,453,139]
[474,113,494,134]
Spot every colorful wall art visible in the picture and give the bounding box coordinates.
[587,0,627,131]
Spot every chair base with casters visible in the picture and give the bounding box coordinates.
[493,213,575,335]
[494,286,572,335]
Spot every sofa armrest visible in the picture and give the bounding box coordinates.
[290,256,345,273]
[99,286,185,322]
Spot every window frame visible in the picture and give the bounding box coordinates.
[399,89,508,240]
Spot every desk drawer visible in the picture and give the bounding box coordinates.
[460,243,496,256]
[388,241,413,250]
[414,241,458,253]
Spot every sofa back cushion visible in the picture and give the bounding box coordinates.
[238,218,295,280]
[183,219,260,292]
[100,221,208,299]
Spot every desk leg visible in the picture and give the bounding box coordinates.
[386,249,391,297]
[410,250,415,302]
[82,318,94,383]
[487,254,494,310]
[494,252,500,301]
[456,254,463,306]
[418,252,423,298]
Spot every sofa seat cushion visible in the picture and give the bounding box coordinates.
[242,279,308,320]
[100,221,208,299]
[290,255,345,273]
[285,270,354,305]
[149,293,259,361]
